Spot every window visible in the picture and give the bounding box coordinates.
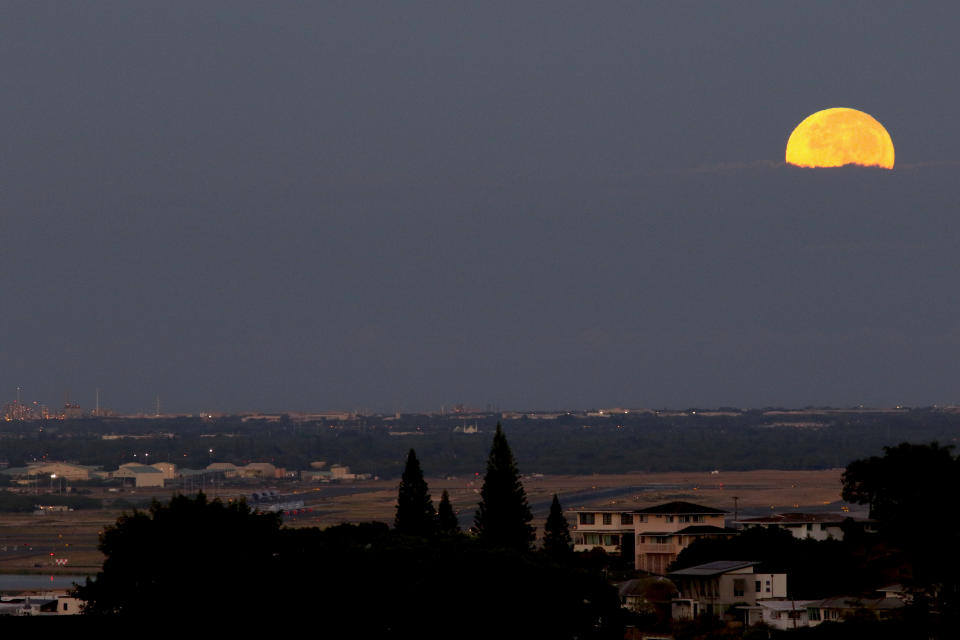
[602,513,612,525]
[693,515,704,523]
[734,579,745,597]
[809,608,821,621]
[755,581,761,593]
[621,513,633,525]
[579,513,595,525]
[665,516,674,523]
[583,534,601,546]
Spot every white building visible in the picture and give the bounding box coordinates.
[669,560,787,619]
[736,512,869,541]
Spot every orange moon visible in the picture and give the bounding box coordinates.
[785,107,895,169]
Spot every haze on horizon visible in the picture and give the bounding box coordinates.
[2,3,959,414]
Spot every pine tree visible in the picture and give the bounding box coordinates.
[436,489,460,535]
[474,423,535,551]
[542,494,573,558]
[394,449,435,537]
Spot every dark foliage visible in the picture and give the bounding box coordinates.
[73,493,625,637]
[436,489,459,535]
[394,448,435,537]
[842,442,960,632]
[7,408,960,477]
[282,523,625,638]
[542,494,573,558]
[474,423,535,551]
[74,493,282,615]
[671,527,883,599]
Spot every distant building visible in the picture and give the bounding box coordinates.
[112,463,165,488]
[150,462,176,480]
[3,462,98,483]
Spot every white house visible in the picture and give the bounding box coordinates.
[669,561,787,619]
[736,512,871,541]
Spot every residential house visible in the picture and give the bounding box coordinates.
[572,508,636,556]
[669,561,787,619]
[806,596,905,624]
[736,512,872,541]
[570,501,738,573]
[740,600,819,630]
[635,502,737,574]
[618,576,677,625]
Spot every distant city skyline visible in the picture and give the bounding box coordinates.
[0,383,950,419]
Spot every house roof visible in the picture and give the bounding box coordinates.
[674,525,739,535]
[115,464,161,474]
[637,501,726,515]
[637,526,738,537]
[758,600,819,611]
[638,531,676,537]
[811,597,905,611]
[669,561,758,577]
[738,513,847,524]
[617,577,678,599]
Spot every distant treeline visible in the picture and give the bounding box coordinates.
[0,490,101,512]
[1,409,959,476]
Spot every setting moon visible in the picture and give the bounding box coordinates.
[785,107,895,169]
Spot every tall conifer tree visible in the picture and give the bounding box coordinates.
[395,449,435,537]
[542,494,573,558]
[474,423,535,551]
[436,489,460,535]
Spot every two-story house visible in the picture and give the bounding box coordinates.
[669,560,787,619]
[634,502,738,574]
[571,501,738,573]
[572,508,636,556]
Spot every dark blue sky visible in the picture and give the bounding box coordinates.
[2,3,959,412]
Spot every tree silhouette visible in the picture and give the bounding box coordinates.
[474,423,534,551]
[74,492,281,615]
[843,441,960,609]
[542,494,572,558]
[436,489,460,535]
[394,448,435,537]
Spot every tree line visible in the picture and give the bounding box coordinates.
[5,409,960,475]
[73,424,621,637]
